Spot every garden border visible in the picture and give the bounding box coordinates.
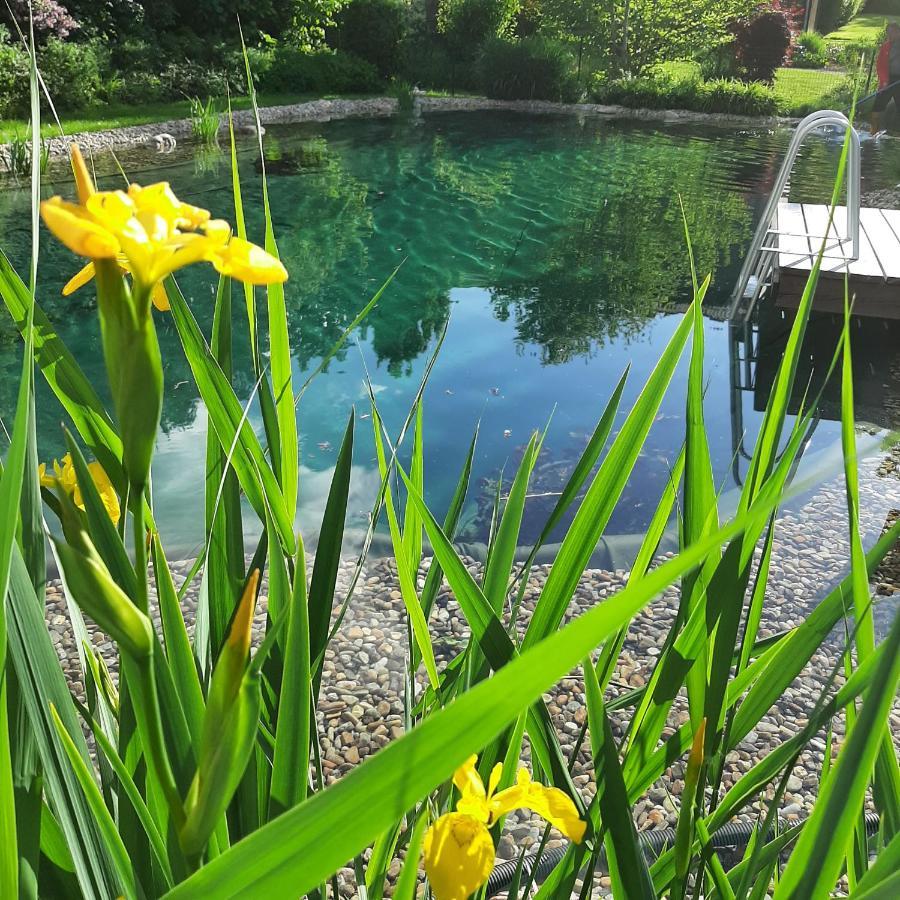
[1,94,802,167]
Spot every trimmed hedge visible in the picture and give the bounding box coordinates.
[592,73,780,117]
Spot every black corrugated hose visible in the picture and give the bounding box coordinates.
[486,811,882,896]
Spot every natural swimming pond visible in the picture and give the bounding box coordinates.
[2,111,900,555]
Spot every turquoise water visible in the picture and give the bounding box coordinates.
[2,112,900,555]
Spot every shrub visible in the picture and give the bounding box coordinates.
[103,71,166,105]
[254,46,382,94]
[37,37,104,111]
[793,30,829,68]
[438,0,519,61]
[592,72,779,117]
[158,62,237,101]
[0,38,29,118]
[864,0,900,13]
[333,0,406,78]
[733,10,792,83]
[477,35,578,101]
[817,0,866,33]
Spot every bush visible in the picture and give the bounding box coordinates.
[864,0,900,13]
[333,0,406,78]
[438,0,519,61]
[592,72,779,117]
[793,31,829,68]
[37,37,104,112]
[477,35,578,101]
[817,0,866,33]
[103,71,166,105]
[733,10,792,83]
[0,38,29,118]
[254,46,382,94]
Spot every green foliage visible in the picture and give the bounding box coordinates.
[818,0,868,33]
[3,129,49,178]
[478,35,579,100]
[542,0,756,77]
[251,46,381,93]
[37,37,104,112]
[0,35,104,116]
[333,0,407,77]
[189,98,221,144]
[793,30,829,68]
[438,0,520,61]
[1,34,898,900]
[592,71,780,116]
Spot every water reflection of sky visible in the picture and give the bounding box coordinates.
[2,112,900,556]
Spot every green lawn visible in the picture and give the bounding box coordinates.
[826,12,900,45]
[0,92,374,142]
[773,67,851,112]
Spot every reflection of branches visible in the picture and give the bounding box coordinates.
[489,132,752,363]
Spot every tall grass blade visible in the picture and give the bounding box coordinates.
[775,609,900,898]
[308,410,355,694]
[166,276,295,553]
[371,406,440,691]
[49,705,137,899]
[524,295,701,649]
[269,537,312,818]
[164,488,777,900]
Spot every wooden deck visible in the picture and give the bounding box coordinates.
[775,203,900,318]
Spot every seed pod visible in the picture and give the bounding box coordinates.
[180,572,261,858]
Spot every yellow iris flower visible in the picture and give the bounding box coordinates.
[40,453,121,525]
[41,145,287,306]
[423,755,586,900]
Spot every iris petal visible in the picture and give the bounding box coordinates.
[423,813,495,900]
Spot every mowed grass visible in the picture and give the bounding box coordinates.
[0,92,375,142]
[774,67,852,111]
[826,12,900,45]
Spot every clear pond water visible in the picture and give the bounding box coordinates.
[2,111,900,556]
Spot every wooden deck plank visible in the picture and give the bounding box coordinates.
[832,207,884,281]
[881,208,900,258]
[858,207,900,280]
[776,202,813,270]
[775,203,899,318]
[798,204,852,275]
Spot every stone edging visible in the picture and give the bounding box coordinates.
[1,94,799,168]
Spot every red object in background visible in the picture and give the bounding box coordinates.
[877,39,891,88]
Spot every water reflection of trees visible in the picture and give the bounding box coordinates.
[489,134,753,364]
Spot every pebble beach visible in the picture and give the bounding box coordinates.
[44,445,900,897]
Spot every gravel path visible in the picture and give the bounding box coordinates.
[43,447,900,897]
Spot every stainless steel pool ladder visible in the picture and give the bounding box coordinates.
[729,110,861,320]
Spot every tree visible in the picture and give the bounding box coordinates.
[541,0,757,77]
[1,0,78,41]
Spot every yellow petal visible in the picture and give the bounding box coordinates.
[211,237,288,285]
[151,281,170,312]
[41,198,120,260]
[62,261,97,296]
[86,461,121,525]
[38,463,57,489]
[486,763,503,799]
[70,144,95,204]
[423,813,495,900]
[85,191,136,231]
[490,770,586,843]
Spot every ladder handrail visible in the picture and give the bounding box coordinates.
[730,110,861,313]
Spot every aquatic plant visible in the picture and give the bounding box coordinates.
[189,96,221,144]
[0,37,896,900]
[3,127,49,178]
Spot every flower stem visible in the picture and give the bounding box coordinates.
[128,485,186,833]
